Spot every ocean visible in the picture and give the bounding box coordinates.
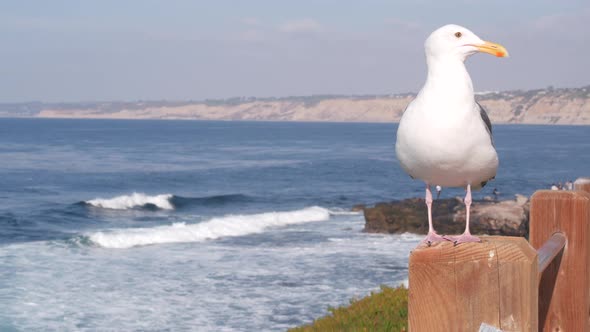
[0,119,588,331]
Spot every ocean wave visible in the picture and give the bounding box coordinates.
[88,206,330,248]
[170,194,250,209]
[85,193,174,210]
[82,193,251,211]
[327,208,362,216]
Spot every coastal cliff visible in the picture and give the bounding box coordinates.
[1,86,589,125]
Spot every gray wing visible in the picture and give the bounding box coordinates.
[476,102,496,188]
[477,102,493,145]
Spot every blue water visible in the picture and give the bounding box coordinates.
[0,119,588,331]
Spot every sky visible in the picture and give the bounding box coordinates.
[0,0,588,102]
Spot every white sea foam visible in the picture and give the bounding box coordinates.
[86,193,174,210]
[1,214,418,331]
[89,206,330,248]
[327,208,362,216]
[400,279,409,288]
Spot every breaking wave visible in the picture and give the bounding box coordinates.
[85,193,174,210]
[325,208,362,216]
[170,194,250,208]
[82,193,251,211]
[88,206,331,248]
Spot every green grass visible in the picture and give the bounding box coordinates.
[288,285,408,332]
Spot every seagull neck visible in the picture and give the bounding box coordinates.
[424,57,474,97]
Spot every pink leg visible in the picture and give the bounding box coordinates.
[421,184,446,245]
[450,184,481,244]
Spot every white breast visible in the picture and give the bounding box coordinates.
[395,97,498,188]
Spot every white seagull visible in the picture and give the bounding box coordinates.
[395,24,508,245]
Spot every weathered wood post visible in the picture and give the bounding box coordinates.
[408,236,538,331]
[530,183,590,331]
[408,178,590,331]
[575,177,590,193]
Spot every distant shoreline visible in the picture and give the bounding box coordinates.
[1,116,589,126]
[1,85,589,125]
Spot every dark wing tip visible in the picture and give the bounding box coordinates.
[477,102,493,144]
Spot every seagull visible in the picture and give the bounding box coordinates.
[395,24,508,245]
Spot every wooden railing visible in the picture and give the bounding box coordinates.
[536,232,566,278]
[408,177,590,331]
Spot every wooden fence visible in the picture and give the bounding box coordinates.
[408,177,590,331]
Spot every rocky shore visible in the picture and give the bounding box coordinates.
[361,195,529,237]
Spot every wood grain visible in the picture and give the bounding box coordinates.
[530,189,590,331]
[408,236,537,331]
[575,177,590,193]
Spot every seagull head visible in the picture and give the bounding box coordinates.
[425,24,509,62]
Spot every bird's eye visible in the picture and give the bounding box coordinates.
[454,31,462,38]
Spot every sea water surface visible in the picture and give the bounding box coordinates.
[0,119,588,331]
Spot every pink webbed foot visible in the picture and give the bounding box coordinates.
[421,231,448,246]
[445,233,481,245]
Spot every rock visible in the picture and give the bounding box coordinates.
[515,194,528,206]
[362,196,528,237]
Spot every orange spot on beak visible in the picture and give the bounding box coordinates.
[475,41,509,58]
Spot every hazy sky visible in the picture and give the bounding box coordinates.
[0,1,589,102]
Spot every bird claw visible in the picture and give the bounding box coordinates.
[421,232,448,246]
[444,234,481,245]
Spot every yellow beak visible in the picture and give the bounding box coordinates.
[474,41,509,57]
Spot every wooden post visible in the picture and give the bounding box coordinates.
[575,177,590,193]
[537,232,566,277]
[529,189,590,331]
[408,236,538,331]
